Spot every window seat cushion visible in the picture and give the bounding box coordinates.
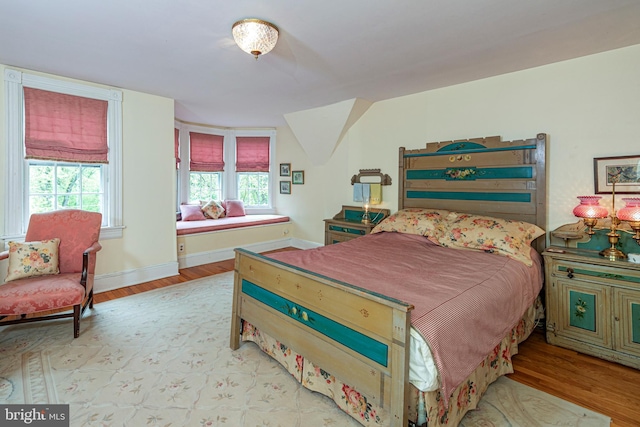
[176,214,290,236]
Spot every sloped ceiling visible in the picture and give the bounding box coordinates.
[284,98,372,166]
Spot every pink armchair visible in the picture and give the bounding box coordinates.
[0,209,102,338]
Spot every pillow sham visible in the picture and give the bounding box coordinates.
[225,200,246,217]
[179,204,207,221]
[434,212,545,266]
[371,208,451,238]
[202,200,225,219]
[5,238,60,282]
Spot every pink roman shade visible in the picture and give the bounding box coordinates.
[174,128,181,169]
[189,132,224,172]
[24,87,108,163]
[236,136,270,172]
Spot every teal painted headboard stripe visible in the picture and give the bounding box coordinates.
[242,279,389,367]
[407,191,531,203]
[407,166,533,181]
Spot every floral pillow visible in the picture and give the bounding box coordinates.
[202,200,225,219]
[434,213,545,266]
[5,239,60,282]
[371,208,451,238]
[179,204,207,221]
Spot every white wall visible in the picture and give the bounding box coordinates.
[278,44,640,243]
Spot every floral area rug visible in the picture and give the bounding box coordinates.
[0,272,610,426]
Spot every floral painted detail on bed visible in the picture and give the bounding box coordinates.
[444,167,477,180]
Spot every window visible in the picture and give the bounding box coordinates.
[3,69,123,240]
[188,131,224,203]
[236,136,270,207]
[176,125,276,213]
[28,161,104,214]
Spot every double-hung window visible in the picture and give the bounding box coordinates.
[189,131,224,202]
[3,69,123,240]
[236,136,270,207]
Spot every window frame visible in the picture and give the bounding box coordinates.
[176,123,276,214]
[3,68,123,240]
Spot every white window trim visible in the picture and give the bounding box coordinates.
[176,123,276,214]
[3,68,123,241]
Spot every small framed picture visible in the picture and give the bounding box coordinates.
[292,170,305,185]
[280,181,291,194]
[280,163,291,177]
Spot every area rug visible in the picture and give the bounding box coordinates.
[0,272,611,426]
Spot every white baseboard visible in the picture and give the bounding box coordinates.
[94,261,179,294]
[93,237,321,293]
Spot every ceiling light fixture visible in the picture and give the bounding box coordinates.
[232,18,279,60]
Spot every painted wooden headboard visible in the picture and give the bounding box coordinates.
[398,133,548,252]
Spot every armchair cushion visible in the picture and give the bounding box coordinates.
[5,239,60,282]
[0,273,84,315]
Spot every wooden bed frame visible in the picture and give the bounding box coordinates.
[230,133,547,426]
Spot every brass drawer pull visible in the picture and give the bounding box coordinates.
[566,268,574,279]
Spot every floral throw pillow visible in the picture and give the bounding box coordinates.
[371,208,451,239]
[5,238,61,282]
[435,213,545,266]
[202,200,225,219]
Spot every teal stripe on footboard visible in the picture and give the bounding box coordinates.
[406,191,531,202]
[242,279,389,367]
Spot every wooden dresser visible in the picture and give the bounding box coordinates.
[324,205,389,245]
[543,246,640,369]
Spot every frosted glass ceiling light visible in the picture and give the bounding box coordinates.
[232,19,279,60]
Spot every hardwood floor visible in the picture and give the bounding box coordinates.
[96,250,640,427]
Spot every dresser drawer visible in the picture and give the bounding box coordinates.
[551,260,640,290]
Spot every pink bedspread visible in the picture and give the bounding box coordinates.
[267,232,543,402]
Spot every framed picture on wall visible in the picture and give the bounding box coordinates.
[292,170,304,185]
[280,163,291,177]
[594,155,640,194]
[280,181,291,194]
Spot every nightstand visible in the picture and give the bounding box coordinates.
[324,205,389,245]
[543,246,640,369]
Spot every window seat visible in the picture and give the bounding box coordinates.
[176,215,290,236]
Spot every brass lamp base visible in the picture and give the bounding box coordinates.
[599,246,627,260]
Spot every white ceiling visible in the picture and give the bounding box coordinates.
[1,0,640,128]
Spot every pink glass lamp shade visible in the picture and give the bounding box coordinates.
[573,196,608,236]
[573,196,608,219]
[617,198,640,222]
[618,198,640,244]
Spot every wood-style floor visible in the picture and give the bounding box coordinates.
[95,249,640,427]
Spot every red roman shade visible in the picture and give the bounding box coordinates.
[189,132,224,172]
[174,128,181,169]
[236,136,270,172]
[24,87,109,163]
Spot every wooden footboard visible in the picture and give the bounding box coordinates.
[230,248,414,426]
